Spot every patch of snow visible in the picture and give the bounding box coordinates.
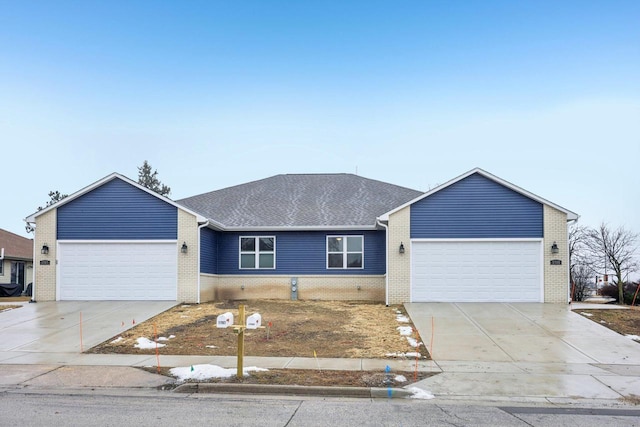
[406,386,434,400]
[110,337,124,344]
[625,335,640,342]
[394,375,407,383]
[397,326,413,336]
[134,337,166,349]
[406,337,422,348]
[157,335,176,342]
[580,312,593,317]
[206,345,218,349]
[385,352,423,358]
[169,364,268,382]
[181,305,191,307]
[396,315,410,323]
[600,320,608,324]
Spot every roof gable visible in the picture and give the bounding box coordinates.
[25,173,206,224]
[410,173,544,238]
[178,174,423,229]
[380,168,579,221]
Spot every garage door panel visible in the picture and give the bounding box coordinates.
[59,242,177,301]
[411,241,541,302]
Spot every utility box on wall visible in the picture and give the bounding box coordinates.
[291,277,298,300]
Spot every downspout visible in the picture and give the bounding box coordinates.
[376,219,390,306]
[24,221,36,302]
[196,221,210,304]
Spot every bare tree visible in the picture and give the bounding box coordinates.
[586,223,639,304]
[569,224,591,279]
[569,223,595,301]
[572,264,594,301]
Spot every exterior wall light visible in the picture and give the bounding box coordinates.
[41,244,49,255]
[181,242,188,254]
[551,242,559,254]
[399,242,405,254]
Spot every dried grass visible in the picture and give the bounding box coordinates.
[89,300,428,360]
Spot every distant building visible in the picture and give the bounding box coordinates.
[0,228,33,296]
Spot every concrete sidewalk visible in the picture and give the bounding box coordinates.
[0,356,437,398]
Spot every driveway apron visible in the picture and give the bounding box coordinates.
[0,301,176,356]
[405,302,640,401]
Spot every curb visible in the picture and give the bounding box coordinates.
[173,383,413,399]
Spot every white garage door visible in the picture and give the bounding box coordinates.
[411,240,542,302]
[58,242,177,300]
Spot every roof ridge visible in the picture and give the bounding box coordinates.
[177,173,423,203]
[177,175,281,202]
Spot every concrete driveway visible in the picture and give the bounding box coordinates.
[0,300,176,363]
[405,302,640,401]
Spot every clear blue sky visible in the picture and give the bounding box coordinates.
[1,1,638,242]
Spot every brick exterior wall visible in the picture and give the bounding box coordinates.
[177,209,200,303]
[33,209,57,301]
[200,275,385,302]
[543,205,569,303]
[199,274,218,302]
[387,206,411,305]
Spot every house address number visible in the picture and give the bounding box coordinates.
[550,259,562,265]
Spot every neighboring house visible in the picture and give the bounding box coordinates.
[0,228,33,296]
[24,168,578,304]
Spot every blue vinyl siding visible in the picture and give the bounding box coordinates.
[57,178,178,240]
[410,173,543,238]
[200,228,218,274]
[217,230,386,275]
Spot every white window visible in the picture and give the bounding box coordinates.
[327,235,363,269]
[240,236,275,269]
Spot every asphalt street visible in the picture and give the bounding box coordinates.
[1,390,640,427]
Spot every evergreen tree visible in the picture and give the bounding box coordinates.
[137,160,171,196]
[38,190,68,211]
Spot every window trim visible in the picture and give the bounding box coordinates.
[239,236,276,270]
[326,235,364,270]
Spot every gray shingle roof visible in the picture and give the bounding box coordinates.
[177,174,423,229]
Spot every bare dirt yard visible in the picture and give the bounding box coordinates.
[90,300,435,387]
[90,300,428,359]
[577,307,640,339]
